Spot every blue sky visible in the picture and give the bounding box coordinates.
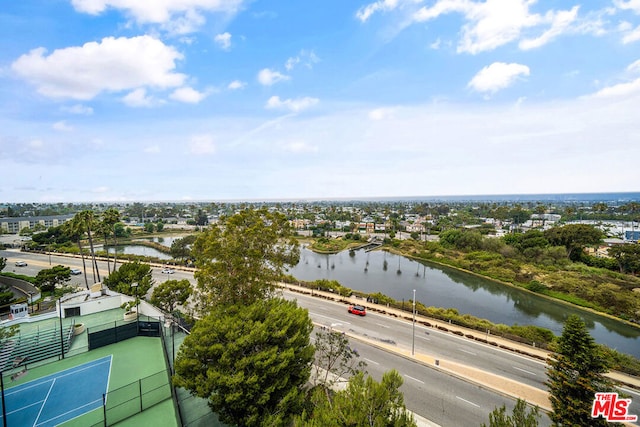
[1,0,639,203]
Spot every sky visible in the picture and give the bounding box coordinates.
[1,0,639,203]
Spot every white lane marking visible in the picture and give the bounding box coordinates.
[456,396,480,408]
[513,366,537,376]
[310,312,351,325]
[404,374,425,385]
[375,322,390,329]
[459,349,477,356]
[420,336,431,341]
[364,358,380,365]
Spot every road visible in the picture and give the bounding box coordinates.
[2,249,638,424]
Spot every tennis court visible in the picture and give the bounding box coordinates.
[1,355,111,427]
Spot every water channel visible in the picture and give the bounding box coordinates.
[114,244,640,357]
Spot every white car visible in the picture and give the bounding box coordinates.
[161,268,175,274]
[70,268,82,275]
[15,261,27,267]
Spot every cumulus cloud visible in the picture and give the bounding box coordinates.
[12,36,186,100]
[71,0,243,33]
[628,59,640,74]
[412,0,579,54]
[519,6,579,50]
[170,86,207,103]
[214,32,232,50]
[228,80,246,90]
[265,96,319,112]
[61,104,93,115]
[257,68,290,86]
[615,0,640,14]
[122,88,156,107]
[189,134,216,154]
[285,50,320,71]
[53,121,73,131]
[468,62,530,94]
[356,0,400,22]
[622,24,640,43]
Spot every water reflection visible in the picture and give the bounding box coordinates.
[290,247,640,357]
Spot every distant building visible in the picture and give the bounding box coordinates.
[624,230,640,242]
[0,214,74,234]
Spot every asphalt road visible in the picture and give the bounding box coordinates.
[3,249,638,425]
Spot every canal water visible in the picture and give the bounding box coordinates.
[111,243,640,357]
[289,247,640,358]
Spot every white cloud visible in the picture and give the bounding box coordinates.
[589,78,640,98]
[170,86,207,103]
[53,121,73,132]
[615,0,640,14]
[368,108,395,120]
[412,0,579,54]
[628,59,640,74]
[519,6,579,50]
[122,88,156,107]
[228,80,246,90]
[622,24,640,43]
[430,38,442,49]
[285,50,320,71]
[257,68,290,86]
[189,134,216,154]
[280,140,319,153]
[214,32,232,50]
[71,0,243,33]
[12,36,186,100]
[356,0,400,22]
[468,62,530,94]
[265,96,319,112]
[62,104,94,115]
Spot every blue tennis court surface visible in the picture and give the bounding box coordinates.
[1,355,112,427]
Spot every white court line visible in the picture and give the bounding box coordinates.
[363,358,380,365]
[513,366,537,376]
[36,398,104,427]
[404,374,425,385]
[456,396,480,408]
[458,349,477,356]
[34,378,56,426]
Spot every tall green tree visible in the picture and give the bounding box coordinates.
[77,210,100,282]
[295,370,416,427]
[150,279,192,313]
[103,261,154,298]
[173,298,314,427]
[35,265,71,293]
[608,243,640,274]
[169,235,197,261]
[544,224,603,261]
[546,315,614,426]
[482,399,541,427]
[311,329,367,394]
[64,215,89,289]
[192,208,299,311]
[99,208,120,274]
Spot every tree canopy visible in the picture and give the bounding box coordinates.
[173,298,314,427]
[546,314,614,426]
[103,261,154,297]
[544,224,603,261]
[35,265,71,293]
[150,279,192,313]
[295,370,416,427]
[192,208,299,311]
[482,399,541,427]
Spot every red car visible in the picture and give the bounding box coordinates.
[348,305,366,316]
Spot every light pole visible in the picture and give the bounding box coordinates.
[412,289,416,356]
[28,292,34,314]
[131,283,139,321]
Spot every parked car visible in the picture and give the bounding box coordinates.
[15,261,27,267]
[70,268,82,275]
[161,268,175,274]
[348,305,366,316]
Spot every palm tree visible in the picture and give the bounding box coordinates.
[99,208,120,274]
[78,210,100,283]
[65,216,89,290]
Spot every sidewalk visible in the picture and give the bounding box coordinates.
[283,283,640,419]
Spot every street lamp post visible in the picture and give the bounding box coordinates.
[28,292,34,314]
[131,283,139,320]
[412,289,416,356]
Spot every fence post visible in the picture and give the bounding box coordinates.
[102,393,107,427]
[139,379,143,413]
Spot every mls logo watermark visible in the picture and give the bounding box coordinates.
[591,392,637,422]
